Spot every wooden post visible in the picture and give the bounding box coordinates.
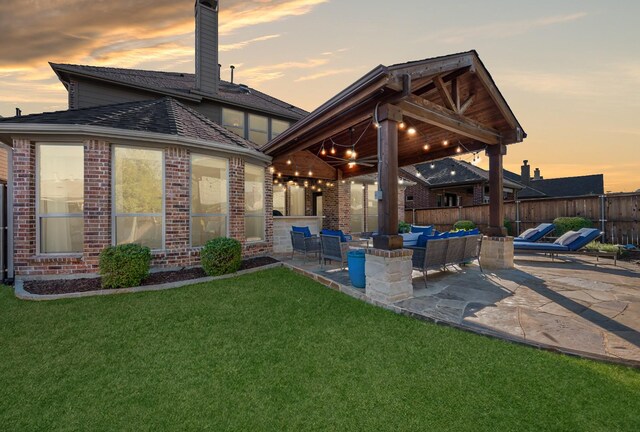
[373,104,403,250]
[486,144,507,237]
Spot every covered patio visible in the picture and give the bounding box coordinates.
[263,51,526,302]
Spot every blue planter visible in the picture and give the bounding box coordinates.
[347,250,366,289]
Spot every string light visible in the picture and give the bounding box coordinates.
[269,166,275,173]
[456,146,462,153]
[416,172,422,178]
[277,172,282,178]
[317,179,323,184]
[430,163,435,169]
[423,144,430,151]
[286,158,292,165]
[330,145,336,155]
[294,170,299,176]
[346,148,353,157]
[407,127,417,135]
[443,140,449,146]
[317,188,322,192]
[320,143,327,156]
[450,166,456,176]
[308,170,313,176]
[348,162,356,168]
[399,179,404,185]
[399,122,406,130]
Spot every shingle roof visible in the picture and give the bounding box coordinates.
[50,63,308,120]
[0,97,255,149]
[409,158,523,189]
[524,175,604,198]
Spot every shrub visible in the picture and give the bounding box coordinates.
[553,217,593,236]
[503,218,513,236]
[398,221,411,234]
[585,241,625,256]
[201,237,242,276]
[453,220,476,231]
[99,244,151,289]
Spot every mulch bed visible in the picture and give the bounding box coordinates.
[23,256,279,296]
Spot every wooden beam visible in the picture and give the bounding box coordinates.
[434,76,457,112]
[471,57,520,130]
[387,54,474,89]
[413,66,471,96]
[459,94,475,115]
[486,144,507,236]
[397,95,501,144]
[451,77,460,111]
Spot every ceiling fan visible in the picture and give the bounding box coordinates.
[323,154,377,168]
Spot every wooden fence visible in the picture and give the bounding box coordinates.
[404,193,640,245]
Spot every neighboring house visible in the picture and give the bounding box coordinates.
[402,158,523,209]
[403,158,604,209]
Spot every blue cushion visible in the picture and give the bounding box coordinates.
[417,234,439,248]
[467,228,480,235]
[321,229,349,242]
[437,232,450,239]
[514,242,570,251]
[292,226,312,238]
[411,225,433,235]
[565,229,601,251]
[449,231,466,238]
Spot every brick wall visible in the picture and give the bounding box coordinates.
[404,183,432,209]
[322,172,350,231]
[473,183,485,205]
[12,140,273,278]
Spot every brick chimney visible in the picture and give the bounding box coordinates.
[195,1,219,95]
[533,168,542,181]
[521,160,531,185]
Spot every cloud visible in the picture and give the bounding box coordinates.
[0,0,327,69]
[220,34,281,52]
[238,58,329,83]
[497,70,598,97]
[295,68,354,82]
[429,12,587,44]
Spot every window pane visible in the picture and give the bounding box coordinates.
[367,187,379,232]
[39,145,83,214]
[350,183,364,233]
[271,119,290,139]
[40,217,83,253]
[273,188,286,215]
[249,114,268,145]
[289,185,305,216]
[191,216,227,247]
[245,164,265,241]
[116,216,162,249]
[114,147,162,214]
[245,217,265,242]
[222,108,245,138]
[191,154,228,215]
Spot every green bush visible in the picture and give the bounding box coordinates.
[585,241,625,256]
[553,217,593,236]
[201,237,242,276]
[99,244,151,289]
[503,218,513,236]
[453,220,476,231]
[398,221,411,234]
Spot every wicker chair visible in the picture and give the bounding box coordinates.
[444,237,466,268]
[290,231,320,263]
[409,238,449,287]
[320,234,350,270]
[462,235,483,272]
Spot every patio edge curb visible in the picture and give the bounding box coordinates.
[14,263,284,301]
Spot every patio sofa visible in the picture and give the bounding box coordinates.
[407,233,483,286]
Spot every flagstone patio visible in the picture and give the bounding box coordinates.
[279,252,640,366]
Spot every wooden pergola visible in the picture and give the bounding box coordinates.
[262,51,526,249]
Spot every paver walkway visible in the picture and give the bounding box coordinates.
[280,253,640,365]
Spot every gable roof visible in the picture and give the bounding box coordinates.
[50,63,308,120]
[0,97,260,151]
[524,175,604,198]
[405,157,523,190]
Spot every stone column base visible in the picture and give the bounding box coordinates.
[365,248,414,304]
[480,236,514,270]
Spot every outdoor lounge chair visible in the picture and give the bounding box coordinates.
[320,234,350,270]
[290,230,320,262]
[513,223,555,242]
[514,228,603,261]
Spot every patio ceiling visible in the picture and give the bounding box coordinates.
[262,50,526,180]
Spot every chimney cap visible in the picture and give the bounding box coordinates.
[523,160,529,165]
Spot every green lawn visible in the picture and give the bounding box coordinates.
[1,267,639,431]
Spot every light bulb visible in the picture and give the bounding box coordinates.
[348,162,356,168]
[317,188,322,192]
[269,166,275,173]
[294,170,299,176]
[277,172,282,178]
[423,144,430,151]
[399,122,406,130]
[331,146,336,155]
[346,149,353,157]
[443,140,449,146]
[308,170,313,176]
[317,179,323,184]
[456,146,462,153]
[407,127,417,135]
[351,151,357,159]
[451,170,456,176]
[430,163,435,169]
[416,172,422,177]
[399,179,404,185]
[286,159,292,165]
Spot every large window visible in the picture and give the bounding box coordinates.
[245,164,265,242]
[37,144,84,254]
[271,119,290,139]
[273,186,286,216]
[350,183,364,233]
[289,185,305,216]
[367,187,379,233]
[222,108,245,138]
[248,114,268,146]
[114,147,163,249]
[191,154,228,247]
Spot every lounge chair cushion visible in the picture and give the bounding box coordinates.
[401,232,421,246]
[292,226,312,238]
[410,225,433,235]
[565,228,601,251]
[554,230,581,246]
[417,234,438,247]
[321,229,349,242]
[518,228,537,240]
[513,242,570,251]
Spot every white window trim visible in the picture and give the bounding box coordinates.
[189,153,230,247]
[111,145,166,250]
[244,163,266,243]
[35,142,84,256]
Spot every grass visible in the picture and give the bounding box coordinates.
[585,241,625,255]
[1,267,639,431]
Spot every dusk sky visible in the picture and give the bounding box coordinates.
[0,0,638,191]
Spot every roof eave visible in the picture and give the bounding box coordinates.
[0,123,271,163]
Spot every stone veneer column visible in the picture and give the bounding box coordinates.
[479,236,514,269]
[365,248,414,303]
[12,139,36,273]
[164,147,191,266]
[83,140,111,269]
[228,157,245,245]
[322,171,350,231]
